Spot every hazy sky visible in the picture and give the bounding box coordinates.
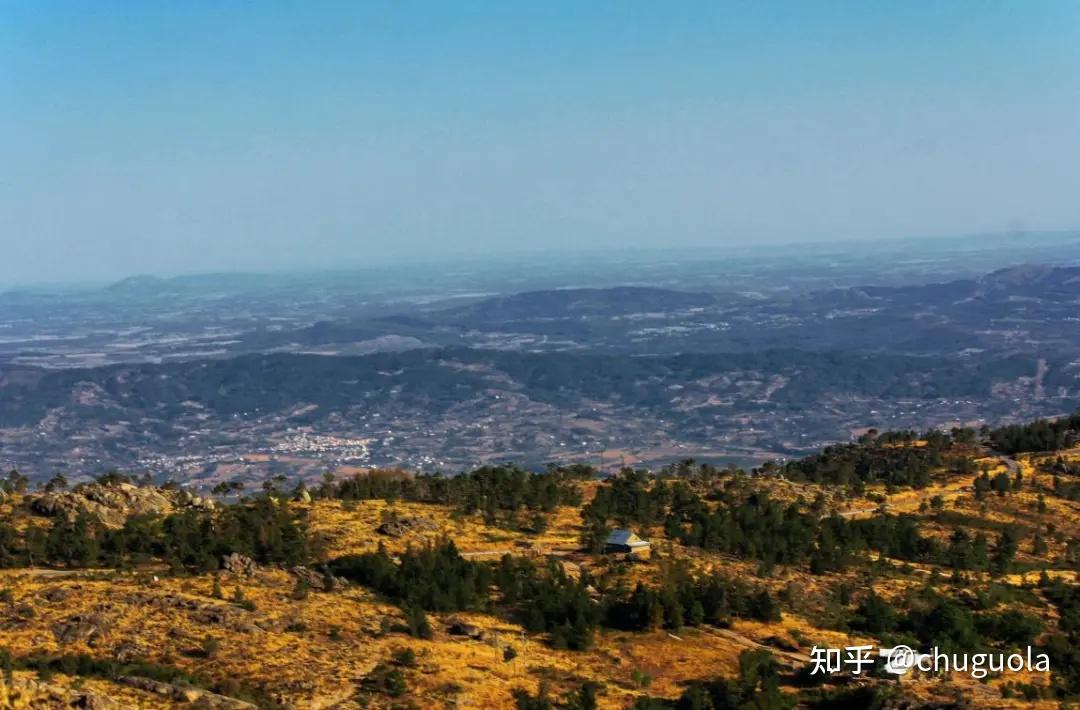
[2,2,1079,284]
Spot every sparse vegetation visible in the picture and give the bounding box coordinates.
[2,418,1079,706]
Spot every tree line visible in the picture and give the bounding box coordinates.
[0,497,313,571]
[322,464,586,525]
[328,539,782,651]
[777,431,956,489]
[578,470,1026,577]
[989,412,1080,455]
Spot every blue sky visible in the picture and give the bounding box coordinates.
[2,2,1079,283]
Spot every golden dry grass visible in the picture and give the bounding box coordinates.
[4,449,1080,708]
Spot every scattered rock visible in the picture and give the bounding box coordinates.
[53,613,110,646]
[191,608,229,626]
[2,603,37,630]
[0,676,121,709]
[0,617,30,633]
[123,591,276,634]
[376,515,437,538]
[39,586,71,604]
[112,640,150,664]
[176,487,216,511]
[167,626,191,640]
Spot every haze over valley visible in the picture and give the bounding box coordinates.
[3,235,1079,488]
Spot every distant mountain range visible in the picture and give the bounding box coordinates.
[0,262,1077,481]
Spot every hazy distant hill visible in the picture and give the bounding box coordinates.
[2,262,1080,478]
[975,264,1080,301]
[431,286,718,322]
[840,264,1080,304]
[395,265,1080,357]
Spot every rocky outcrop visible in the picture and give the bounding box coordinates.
[111,640,151,664]
[116,677,257,709]
[174,487,217,511]
[376,515,437,537]
[222,553,258,577]
[288,565,338,591]
[446,618,485,639]
[27,482,214,528]
[52,613,111,646]
[0,675,121,709]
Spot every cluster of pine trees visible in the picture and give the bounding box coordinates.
[779,433,954,489]
[1042,579,1080,696]
[328,539,783,651]
[329,539,492,613]
[495,555,783,650]
[605,559,781,632]
[494,555,602,650]
[580,472,855,570]
[325,464,586,524]
[0,497,313,571]
[990,412,1080,454]
[849,587,1043,652]
[672,491,822,569]
[578,468,1029,578]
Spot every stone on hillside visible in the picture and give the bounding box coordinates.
[376,515,437,537]
[289,565,337,591]
[176,487,216,511]
[222,553,259,577]
[53,613,110,646]
[0,676,120,710]
[112,640,151,663]
[39,586,72,604]
[446,618,485,639]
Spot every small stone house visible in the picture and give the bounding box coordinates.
[603,529,651,556]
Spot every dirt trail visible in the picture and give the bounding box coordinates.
[998,454,1019,476]
[699,626,809,667]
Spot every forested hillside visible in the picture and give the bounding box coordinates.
[2,413,1080,707]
